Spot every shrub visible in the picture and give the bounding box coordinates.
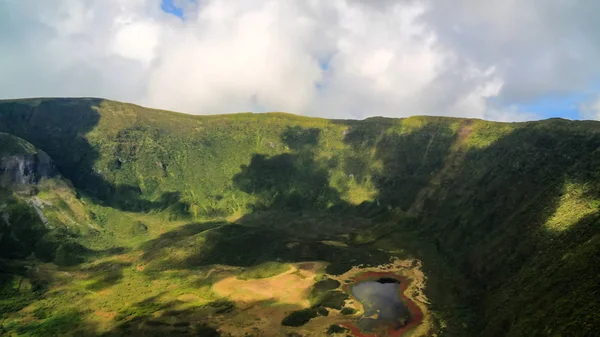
[281,308,318,327]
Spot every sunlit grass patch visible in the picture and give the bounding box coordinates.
[237,262,291,280]
[546,182,599,232]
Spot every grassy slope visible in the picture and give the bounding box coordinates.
[0,98,598,336]
[0,133,76,262]
[0,133,37,156]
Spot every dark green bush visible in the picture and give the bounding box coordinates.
[281,308,318,327]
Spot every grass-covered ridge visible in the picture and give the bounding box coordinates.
[0,98,599,336]
[0,133,37,156]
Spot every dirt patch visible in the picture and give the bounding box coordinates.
[94,310,117,321]
[213,262,323,307]
[97,289,113,297]
[457,119,474,145]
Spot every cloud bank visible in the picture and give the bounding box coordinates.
[1,0,599,121]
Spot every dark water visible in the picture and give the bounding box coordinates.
[351,278,411,332]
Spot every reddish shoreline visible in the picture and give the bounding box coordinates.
[340,272,424,337]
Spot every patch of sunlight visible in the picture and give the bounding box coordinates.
[226,208,245,222]
[320,240,348,247]
[463,121,515,149]
[399,117,427,133]
[344,185,377,205]
[545,182,598,232]
[340,177,378,205]
[213,262,324,307]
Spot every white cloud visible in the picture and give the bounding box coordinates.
[1,0,599,120]
[579,96,600,120]
[145,0,323,114]
[422,0,600,104]
[112,21,161,65]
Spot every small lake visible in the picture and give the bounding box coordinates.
[349,276,413,335]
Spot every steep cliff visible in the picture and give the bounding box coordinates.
[0,132,55,188]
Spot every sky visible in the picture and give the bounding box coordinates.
[1,0,600,121]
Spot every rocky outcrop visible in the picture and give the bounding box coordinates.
[0,134,58,258]
[0,151,55,188]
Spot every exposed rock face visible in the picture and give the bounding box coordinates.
[0,151,55,188]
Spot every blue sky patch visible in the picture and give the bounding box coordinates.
[515,80,600,120]
[517,93,588,120]
[161,0,184,18]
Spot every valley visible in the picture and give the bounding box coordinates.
[1,98,599,336]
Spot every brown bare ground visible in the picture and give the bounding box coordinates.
[212,262,323,307]
[94,311,117,321]
[97,289,112,296]
[457,119,474,145]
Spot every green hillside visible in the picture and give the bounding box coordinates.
[0,98,598,336]
[0,133,37,157]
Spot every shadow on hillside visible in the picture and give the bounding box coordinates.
[372,121,457,209]
[233,126,345,211]
[0,98,189,214]
[2,294,225,336]
[135,123,461,276]
[339,117,396,184]
[229,119,600,335]
[140,221,224,263]
[379,120,600,335]
[138,220,389,276]
[416,122,600,279]
[0,264,52,322]
[134,122,458,274]
[0,194,53,259]
[82,261,133,291]
[99,296,296,337]
[5,292,298,337]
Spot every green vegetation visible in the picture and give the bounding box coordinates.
[309,278,341,299]
[281,308,319,327]
[315,291,349,310]
[308,279,349,310]
[0,98,599,336]
[236,261,291,280]
[317,306,329,316]
[0,132,37,156]
[340,307,356,315]
[16,309,84,336]
[327,324,349,335]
